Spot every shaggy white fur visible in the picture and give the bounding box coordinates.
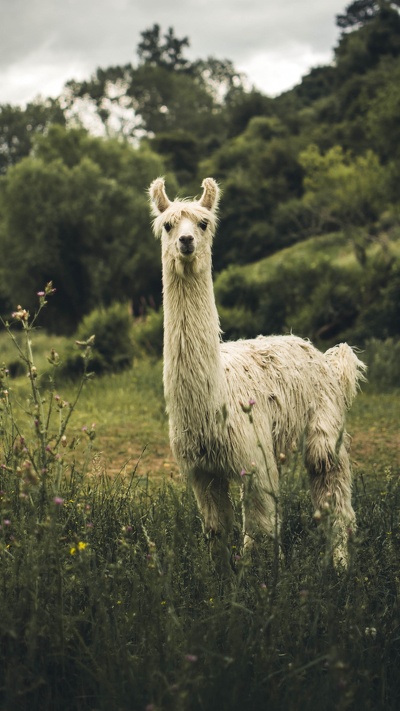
[149,177,366,568]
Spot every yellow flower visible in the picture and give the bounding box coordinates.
[69,542,88,555]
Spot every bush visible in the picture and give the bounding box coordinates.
[132,308,164,357]
[60,302,134,378]
[363,337,400,391]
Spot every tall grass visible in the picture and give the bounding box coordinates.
[1,293,399,711]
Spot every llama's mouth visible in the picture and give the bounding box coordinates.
[179,245,195,256]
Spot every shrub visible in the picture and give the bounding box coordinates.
[132,308,164,357]
[60,302,134,378]
[363,337,400,391]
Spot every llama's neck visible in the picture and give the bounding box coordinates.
[162,262,226,419]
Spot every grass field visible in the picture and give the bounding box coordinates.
[0,325,399,711]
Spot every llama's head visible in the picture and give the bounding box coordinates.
[149,177,220,276]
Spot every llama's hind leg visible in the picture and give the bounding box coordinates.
[306,436,355,569]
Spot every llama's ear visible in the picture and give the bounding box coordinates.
[198,178,220,212]
[149,177,171,215]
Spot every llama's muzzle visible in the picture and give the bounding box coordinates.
[179,235,195,254]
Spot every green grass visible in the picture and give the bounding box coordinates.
[1,324,400,710]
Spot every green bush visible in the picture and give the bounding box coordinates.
[60,302,134,378]
[132,308,164,357]
[363,337,400,391]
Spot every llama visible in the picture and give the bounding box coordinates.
[149,177,366,568]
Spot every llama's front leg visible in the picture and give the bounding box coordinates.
[190,469,234,576]
[306,440,355,569]
[241,458,281,558]
[190,469,234,539]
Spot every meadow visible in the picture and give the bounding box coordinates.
[0,306,399,711]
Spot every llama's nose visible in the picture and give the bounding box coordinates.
[179,235,194,254]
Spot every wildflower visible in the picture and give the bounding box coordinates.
[82,423,97,441]
[61,435,67,447]
[3,520,10,526]
[69,543,87,555]
[240,469,246,477]
[185,654,198,663]
[43,281,56,296]
[239,398,256,413]
[48,349,60,365]
[365,626,377,639]
[53,496,64,506]
[37,291,45,297]
[11,306,29,322]
[313,508,322,521]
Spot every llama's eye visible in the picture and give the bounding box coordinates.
[199,219,208,231]
[164,222,172,233]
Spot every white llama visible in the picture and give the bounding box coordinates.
[149,177,366,567]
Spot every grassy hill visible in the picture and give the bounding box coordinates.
[214,227,400,349]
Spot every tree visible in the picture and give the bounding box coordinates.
[299,144,389,263]
[336,0,400,31]
[0,126,171,332]
[202,116,303,269]
[137,24,190,71]
[0,100,65,174]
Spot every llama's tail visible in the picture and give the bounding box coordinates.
[324,343,367,408]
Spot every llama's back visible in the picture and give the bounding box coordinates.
[220,334,365,459]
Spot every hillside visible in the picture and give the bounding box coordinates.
[0,1,399,351]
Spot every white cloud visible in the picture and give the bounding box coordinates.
[239,45,334,96]
[0,0,346,106]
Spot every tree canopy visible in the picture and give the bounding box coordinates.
[0,7,399,345]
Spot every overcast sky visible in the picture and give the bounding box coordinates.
[1,0,347,106]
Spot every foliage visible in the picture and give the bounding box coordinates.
[59,302,135,378]
[0,126,168,332]
[137,24,190,71]
[336,0,400,30]
[0,11,400,347]
[0,99,65,174]
[132,308,164,358]
[215,231,400,345]
[203,117,304,268]
[300,145,388,229]
[363,337,400,390]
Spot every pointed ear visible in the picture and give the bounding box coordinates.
[149,177,171,215]
[198,177,220,212]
